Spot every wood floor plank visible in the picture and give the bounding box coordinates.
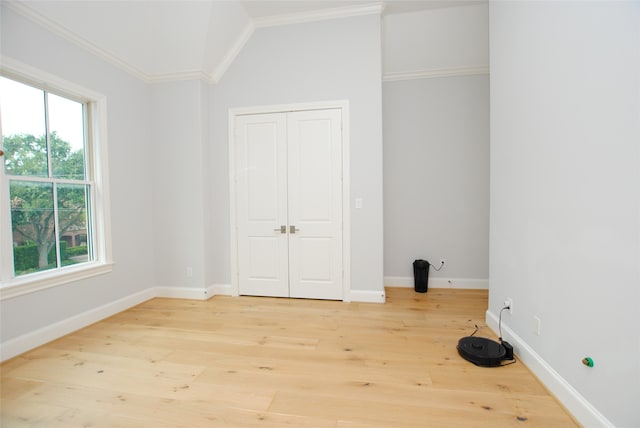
[1,287,578,427]
[268,389,525,428]
[0,378,43,401]
[12,382,275,427]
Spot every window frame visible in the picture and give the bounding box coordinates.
[0,58,113,300]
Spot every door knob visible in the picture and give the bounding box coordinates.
[290,225,300,234]
[273,225,286,234]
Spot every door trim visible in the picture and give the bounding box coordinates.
[229,100,351,301]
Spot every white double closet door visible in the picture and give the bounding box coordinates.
[235,108,343,300]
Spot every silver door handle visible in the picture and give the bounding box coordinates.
[273,225,286,234]
[290,225,300,234]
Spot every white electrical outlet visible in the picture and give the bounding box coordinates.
[186,267,193,278]
[504,297,513,314]
[534,316,541,335]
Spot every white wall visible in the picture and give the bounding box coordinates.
[0,5,155,342]
[382,4,490,288]
[489,2,640,427]
[383,75,489,285]
[209,15,384,295]
[383,4,488,75]
[150,81,207,289]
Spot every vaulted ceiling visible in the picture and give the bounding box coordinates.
[5,0,484,83]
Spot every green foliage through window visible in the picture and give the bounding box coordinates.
[1,75,93,278]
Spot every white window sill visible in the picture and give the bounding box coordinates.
[0,262,114,301]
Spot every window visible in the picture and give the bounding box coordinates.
[1,64,112,298]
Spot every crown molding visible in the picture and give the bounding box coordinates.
[4,0,153,83]
[148,70,212,84]
[209,3,384,83]
[383,65,490,82]
[6,0,385,85]
[253,3,385,28]
[209,21,256,85]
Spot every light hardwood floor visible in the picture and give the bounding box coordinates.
[1,288,578,427]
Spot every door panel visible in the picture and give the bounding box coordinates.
[236,113,289,297]
[298,237,333,281]
[288,109,343,300]
[235,108,342,300]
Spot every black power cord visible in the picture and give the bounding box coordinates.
[498,305,517,366]
[431,260,445,272]
[498,306,509,341]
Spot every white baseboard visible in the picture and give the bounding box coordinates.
[349,289,386,303]
[384,276,489,289]
[208,283,234,297]
[0,288,155,363]
[485,310,614,428]
[155,284,234,300]
[155,286,215,301]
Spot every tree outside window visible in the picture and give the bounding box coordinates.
[1,76,93,277]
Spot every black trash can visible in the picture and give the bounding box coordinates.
[413,259,430,293]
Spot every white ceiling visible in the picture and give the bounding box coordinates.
[7,0,485,83]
